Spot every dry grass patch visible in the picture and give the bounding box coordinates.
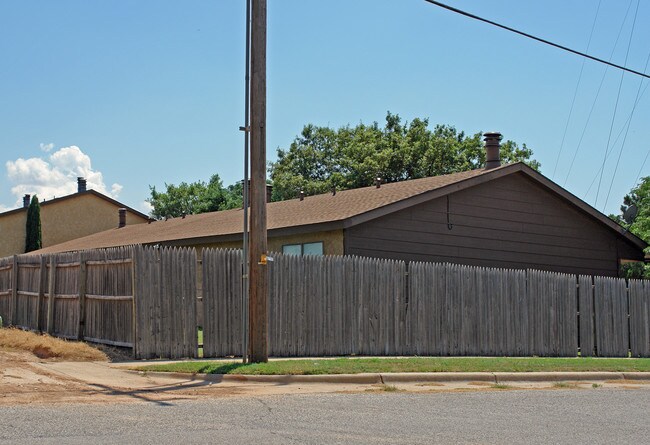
[604,379,650,385]
[366,384,402,393]
[0,328,107,361]
[552,381,581,389]
[467,381,493,386]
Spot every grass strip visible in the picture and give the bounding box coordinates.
[133,356,650,375]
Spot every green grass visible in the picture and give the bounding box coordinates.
[491,383,512,389]
[132,356,650,376]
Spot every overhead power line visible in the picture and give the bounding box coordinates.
[551,0,602,180]
[423,0,650,80]
[563,0,635,187]
[602,0,643,211]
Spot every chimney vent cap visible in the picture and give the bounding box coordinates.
[77,177,87,193]
[483,132,502,169]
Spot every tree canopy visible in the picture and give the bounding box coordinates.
[269,112,540,201]
[612,176,650,278]
[24,195,42,253]
[147,113,540,218]
[146,174,242,219]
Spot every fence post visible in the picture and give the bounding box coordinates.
[36,256,46,331]
[77,253,87,340]
[10,255,18,326]
[131,248,138,358]
[46,255,56,334]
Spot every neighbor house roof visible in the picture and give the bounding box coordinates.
[32,163,647,254]
[0,190,149,220]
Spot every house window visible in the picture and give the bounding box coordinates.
[282,241,324,256]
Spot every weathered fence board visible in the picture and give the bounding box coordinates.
[0,256,13,325]
[202,248,243,357]
[52,252,80,339]
[578,275,595,357]
[407,264,528,356]
[527,269,577,356]
[13,255,42,330]
[594,276,629,357]
[134,246,197,359]
[83,247,134,347]
[629,279,650,358]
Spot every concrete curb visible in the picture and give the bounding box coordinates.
[126,370,650,385]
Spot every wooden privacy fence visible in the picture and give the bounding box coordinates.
[133,246,197,359]
[1,246,650,359]
[0,247,135,347]
[202,249,650,358]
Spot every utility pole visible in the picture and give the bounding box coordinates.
[240,0,251,364]
[248,0,268,363]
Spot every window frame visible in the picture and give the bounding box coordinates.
[281,241,324,256]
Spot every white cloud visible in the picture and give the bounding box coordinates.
[111,183,123,196]
[4,146,123,208]
[39,142,54,152]
[139,200,153,215]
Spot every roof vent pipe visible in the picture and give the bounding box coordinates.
[118,208,127,228]
[23,194,31,208]
[484,132,502,169]
[299,190,305,201]
[266,184,273,203]
[375,177,382,188]
[77,177,87,193]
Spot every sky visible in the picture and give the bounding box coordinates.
[1,0,649,217]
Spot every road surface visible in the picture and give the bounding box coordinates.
[1,388,648,444]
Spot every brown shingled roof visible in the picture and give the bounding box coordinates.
[32,162,647,254]
[34,166,499,254]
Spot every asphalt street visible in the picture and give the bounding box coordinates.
[1,388,648,444]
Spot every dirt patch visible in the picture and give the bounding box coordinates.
[605,379,650,385]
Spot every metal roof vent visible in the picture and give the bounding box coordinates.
[484,132,502,169]
[118,208,127,228]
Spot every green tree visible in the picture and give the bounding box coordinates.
[270,112,540,201]
[612,176,650,278]
[146,174,242,219]
[24,195,42,253]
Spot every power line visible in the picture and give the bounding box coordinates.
[551,0,602,180]
[604,47,650,209]
[423,0,650,80]
[633,150,650,188]
[563,1,635,187]
[595,0,639,209]
[583,79,649,197]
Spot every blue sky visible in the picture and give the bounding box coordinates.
[1,0,649,217]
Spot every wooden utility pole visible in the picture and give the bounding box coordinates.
[248,0,268,363]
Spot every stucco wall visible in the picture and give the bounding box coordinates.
[185,229,344,256]
[0,193,148,258]
[0,211,27,258]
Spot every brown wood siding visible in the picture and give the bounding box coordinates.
[344,172,643,276]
